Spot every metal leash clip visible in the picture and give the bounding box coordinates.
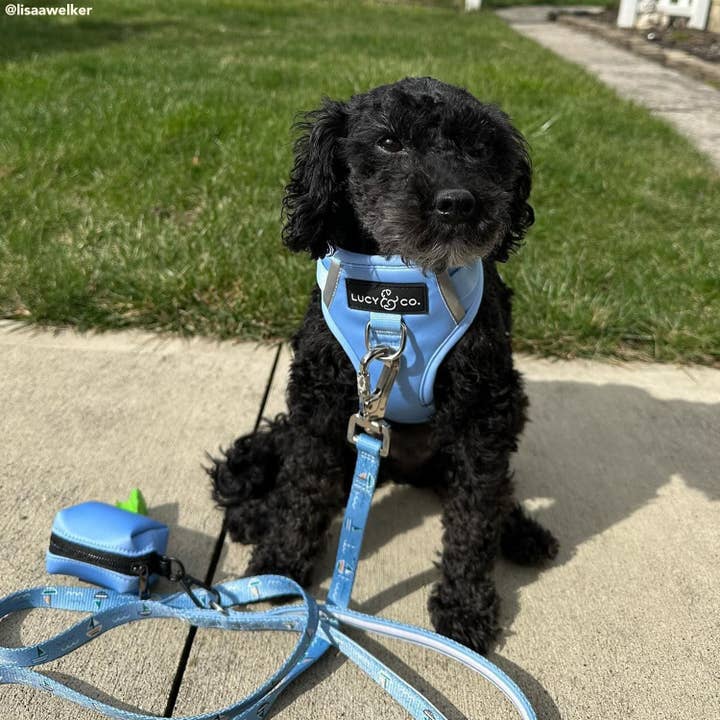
[133,556,227,613]
[164,557,227,614]
[347,321,407,458]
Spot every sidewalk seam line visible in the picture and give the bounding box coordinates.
[163,342,284,718]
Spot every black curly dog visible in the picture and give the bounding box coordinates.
[210,77,558,653]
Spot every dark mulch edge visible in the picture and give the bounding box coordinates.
[557,7,720,64]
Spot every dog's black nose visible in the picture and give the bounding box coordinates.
[434,189,476,223]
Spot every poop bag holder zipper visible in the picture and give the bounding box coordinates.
[46,502,221,609]
[46,501,169,595]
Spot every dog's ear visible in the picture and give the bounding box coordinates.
[493,129,534,263]
[282,99,349,258]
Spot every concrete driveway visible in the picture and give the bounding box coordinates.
[1,321,718,719]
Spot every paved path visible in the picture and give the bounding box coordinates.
[497,6,720,168]
[1,322,719,718]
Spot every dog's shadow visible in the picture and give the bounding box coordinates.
[347,379,718,593]
[278,378,718,720]
[150,502,219,587]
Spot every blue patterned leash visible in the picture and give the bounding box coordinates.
[0,323,538,720]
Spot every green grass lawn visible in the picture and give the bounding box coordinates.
[1,0,718,364]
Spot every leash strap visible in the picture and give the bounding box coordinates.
[0,434,537,719]
[0,317,539,719]
[1,333,537,720]
[327,433,381,607]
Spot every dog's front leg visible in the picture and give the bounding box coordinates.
[245,426,349,586]
[428,445,513,654]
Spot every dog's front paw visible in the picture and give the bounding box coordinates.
[501,505,559,566]
[428,578,500,654]
[246,544,314,587]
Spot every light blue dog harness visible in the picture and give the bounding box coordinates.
[0,250,539,720]
[317,249,484,424]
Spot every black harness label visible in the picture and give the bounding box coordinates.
[345,279,429,314]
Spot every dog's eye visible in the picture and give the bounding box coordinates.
[377,136,403,153]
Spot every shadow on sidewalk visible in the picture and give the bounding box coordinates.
[270,379,717,720]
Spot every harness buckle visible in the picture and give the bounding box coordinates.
[357,346,402,422]
[346,414,391,457]
[356,346,392,411]
[361,359,400,421]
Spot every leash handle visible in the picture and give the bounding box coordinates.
[0,583,536,720]
[331,607,537,720]
[0,577,323,720]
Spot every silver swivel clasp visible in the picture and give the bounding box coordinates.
[347,321,407,457]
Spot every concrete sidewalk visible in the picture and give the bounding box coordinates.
[1,322,718,719]
[496,6,720,168]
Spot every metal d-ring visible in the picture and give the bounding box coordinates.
[364,320,407,362]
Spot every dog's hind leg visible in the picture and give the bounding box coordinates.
[500,503,559,565]
[208,415,288,545]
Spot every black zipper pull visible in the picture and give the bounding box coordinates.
[131,562,150,599]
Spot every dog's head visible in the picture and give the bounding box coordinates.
[282,77,533,270]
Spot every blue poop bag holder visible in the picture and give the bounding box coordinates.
[0,331,538,720]
[46,501,170,595]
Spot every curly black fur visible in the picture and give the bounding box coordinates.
[210,77,557,653]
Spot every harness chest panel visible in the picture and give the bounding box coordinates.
[317,249,484,424]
